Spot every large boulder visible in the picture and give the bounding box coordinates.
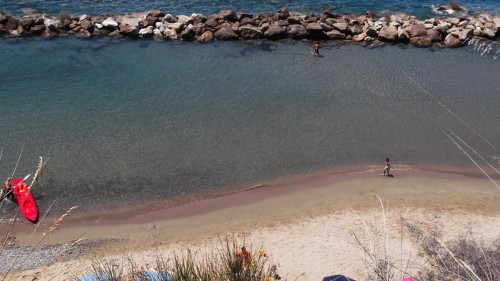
[332,22,348,33]
[327,30,346,39]
[264,24,287,40]
[19,18,34,29]
[180,25,196,40]
[120,24,139,36]
[410,36,432,47]
[138,26,154,37]
[197,30,214,42]
[165,22,184,33]
[5,16,18,31]
[427,29,443,42]
[239,26,263,39]
[163,28,178,40]
[444,33,461,47]
[30,24,46,35]
[352,32,367,41]
[101,17,119,30]
[306,22,326,39]
[44,18,62,32]
[409,23,427,37]
[219,10,238,22]
[287,24,307,39]
[214,26,238,40]
[378,25,398,41]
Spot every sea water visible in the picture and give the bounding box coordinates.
[0,37,499,215]
[1,0,499,19]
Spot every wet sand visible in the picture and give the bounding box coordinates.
[2,167,500,280]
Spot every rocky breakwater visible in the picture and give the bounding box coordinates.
[0,7,499,48]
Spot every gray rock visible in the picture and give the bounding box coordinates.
[214,26,238,40]
[378,25,398,41]
[239,25,263,39]
[319,22,334,32]
[444,33,461,47]
[287,24,307,39]
[326,29,346,39]
[427,29,442,42]
[177,15,193,24]
[493,17,500,27]
[180,26,195,40]
[306,22,323,31]
[264,24,287,40]
[332,22,348,33]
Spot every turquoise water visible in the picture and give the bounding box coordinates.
[2,0,499,19]
[0,38,499,215]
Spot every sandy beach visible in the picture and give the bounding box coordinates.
[2,167,500,280]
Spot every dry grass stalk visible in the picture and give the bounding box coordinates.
[42,206,79,239]
[29,156,45,190]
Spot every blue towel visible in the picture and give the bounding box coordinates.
[143,271,174,281]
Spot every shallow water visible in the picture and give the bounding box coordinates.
[0,38,499,216]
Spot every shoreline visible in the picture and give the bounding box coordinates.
[5,167,499,244]
[1,7,499,49]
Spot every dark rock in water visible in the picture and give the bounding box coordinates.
[197,30,214,42]
[264,24,287,40]
[180,26,196,40]
[239,26,263,39]
[410,36,432,47]
[287,24,307,39]
[277,7,290,17]
[219,10,238,22]
[240,17,253,26]
[120,24,138,36]
[444,33,461,47]
[378,25,398,41]
[435,2,467,12]
[366,28,378,38]
[306,22,326,39]
[214,26,238,40]
[19,18,34,29]
[0,13,7,24]
[30,24,46,35]
[5,16,18,31]
[409,23,427,37]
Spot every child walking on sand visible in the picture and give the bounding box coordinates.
[383,158,390,176]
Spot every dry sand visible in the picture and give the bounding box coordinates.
[2,168,500,280]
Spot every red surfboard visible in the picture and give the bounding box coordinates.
[12,178,39,223]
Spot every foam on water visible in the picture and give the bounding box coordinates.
[0,38,499,215]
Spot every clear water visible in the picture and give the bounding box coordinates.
[0,37,499,215]
[2,0,499,19]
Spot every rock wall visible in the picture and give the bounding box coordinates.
[1,8,499,48]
